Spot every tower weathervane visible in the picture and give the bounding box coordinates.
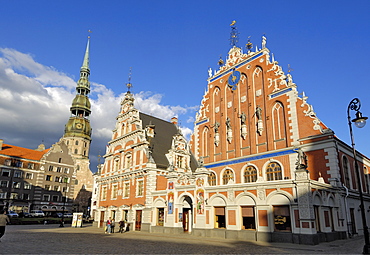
[229,20,239,47]
[126,67,133,92]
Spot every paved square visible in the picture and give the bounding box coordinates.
[0,224,363,254]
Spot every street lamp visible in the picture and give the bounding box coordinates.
[59,175,68,228]
[347,98,369,254]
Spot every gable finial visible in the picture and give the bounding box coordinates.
[246,36,253,52]
[126,67,133,92]
[229,20,239,47]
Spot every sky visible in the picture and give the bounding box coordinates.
[0,0,369,173]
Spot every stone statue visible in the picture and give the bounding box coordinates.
[294,148,308,168]
[213,122,220,133]
[239,112,246,125]
[262,35,266,49]
[226,117,231,129]
[255,106,262,120]
[208,67,212,78]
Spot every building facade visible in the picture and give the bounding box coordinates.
[0,139,75,215]
[93,27,370,244]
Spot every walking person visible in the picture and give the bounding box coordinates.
[111,219,115,233]
[0,210,10,242]
[118,220,125,233]
[105,217,112,234]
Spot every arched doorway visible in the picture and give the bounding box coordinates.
[182,196,193,232]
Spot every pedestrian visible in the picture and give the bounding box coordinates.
[118,220,125,233]
[105,217,112,234]
[0,210,10,242]
[111,219,115,233]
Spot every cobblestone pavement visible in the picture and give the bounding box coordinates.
[0,223,364,254]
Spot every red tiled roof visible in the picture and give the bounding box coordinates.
[0,143,49,161]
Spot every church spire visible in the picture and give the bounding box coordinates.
[81,35,90,72]
[63,36,92,146]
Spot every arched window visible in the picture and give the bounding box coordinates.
[272,102,286,142]
[343,156,350,188]
[208,172,216,186]
[244,166,257,183]
[222,169,234,185]
[266,162,282,181]
[202,127,209,158]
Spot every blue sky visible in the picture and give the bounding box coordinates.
[0,0,369,172]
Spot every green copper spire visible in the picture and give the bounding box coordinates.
[64,36,92,143]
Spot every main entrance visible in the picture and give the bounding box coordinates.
[135,210,142,231]
[182,196,193,232]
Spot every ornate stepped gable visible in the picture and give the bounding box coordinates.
[191,36,328,163]
[102,90,198,180]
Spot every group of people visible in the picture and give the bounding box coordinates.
[105,217,127,234]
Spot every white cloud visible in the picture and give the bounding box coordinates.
[0,48,197,171]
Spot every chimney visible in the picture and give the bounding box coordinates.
[0,139,3,150]
[171,117,178,125]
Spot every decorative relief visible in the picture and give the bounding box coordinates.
[241,96,246,103]
[256,89,262,97]
[300,92,324,133]
[227,101,232,108]
[257,188,266,200]
[227,189,235,202]
[215,106,220,113]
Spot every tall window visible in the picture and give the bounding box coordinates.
[208,172,216,186]
[25,173,33,179]
[112,185,118,199]
[272,102,286,142]
[101,186,107,200]
[342,156,351,187]
[124,182,130,198]
[126,154,132,169]
[241,206,255,230]
[202,127,209,158]
[48,166,54,171]
[266,162,282,181]
[114,158,120,172]
[244,166,257,183]
[222,169,234,185]
[137,180,144,197]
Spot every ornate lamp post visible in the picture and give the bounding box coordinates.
[347,98,369,254]
[59,175,68,228]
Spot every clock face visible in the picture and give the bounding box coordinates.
[76,123,83,129]
[228,70,240,90]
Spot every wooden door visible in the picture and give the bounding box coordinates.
[99,211,105,228]
[135,210,142,231]
[183,209,189,232]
